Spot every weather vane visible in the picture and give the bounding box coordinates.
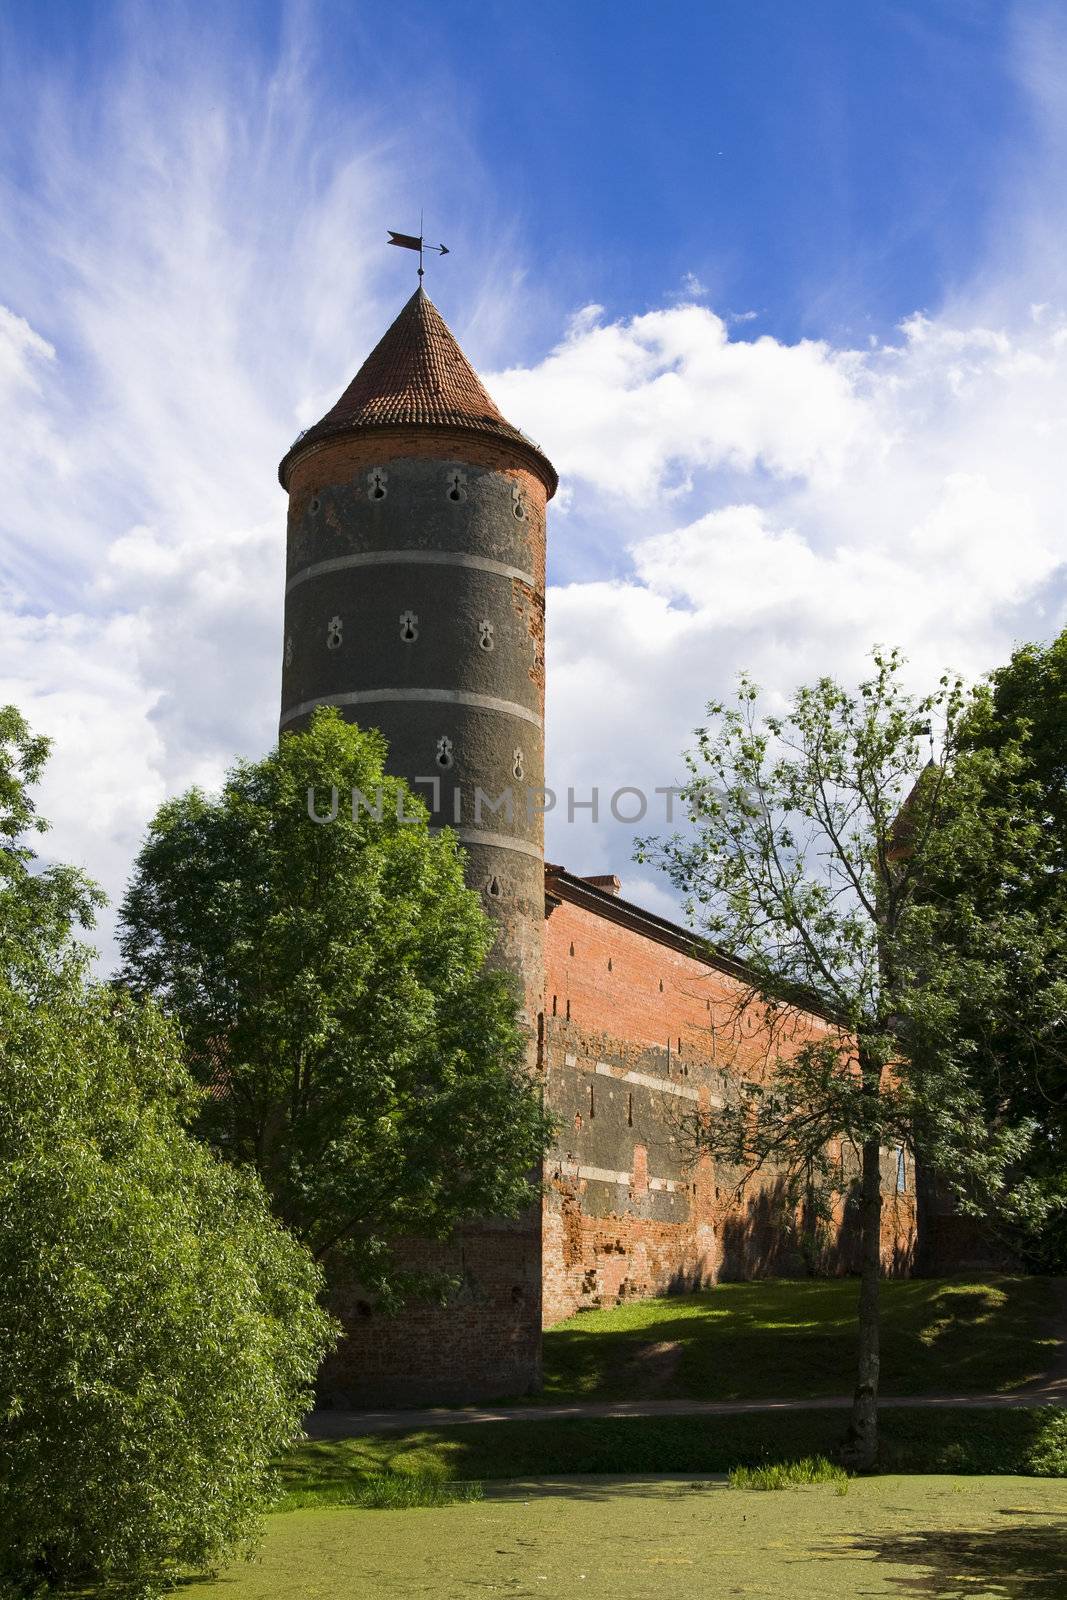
[388,218,449,283]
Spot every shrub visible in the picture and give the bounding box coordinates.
[1007,1406,1066,1478]
[0,971,336,1596]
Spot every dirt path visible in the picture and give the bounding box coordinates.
[306,1384,1064,1438]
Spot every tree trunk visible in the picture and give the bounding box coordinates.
[843,1131,883,1470]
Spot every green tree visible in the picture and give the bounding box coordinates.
[118,707,553,1300]
[637,651,1047,1469]
[0,704,102,981]
[919,630,1067,1267]
[0,708,335,1596]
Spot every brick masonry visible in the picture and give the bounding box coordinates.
[282,292,917,1408]
[287,430,550,1406]
[317,865,918,1402]
[541,871,917,1327]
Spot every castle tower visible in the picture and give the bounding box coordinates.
[278,287,557,1401]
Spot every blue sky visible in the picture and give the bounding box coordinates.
[3,1,1038,354]
[2,0,1066,956]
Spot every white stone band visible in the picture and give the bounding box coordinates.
[286,548,536,594]
[595,1060,699,1103]
[279,687,543,730]
[556,1160,631,1186]
[554,1160,686,1194]
[592,1060,722,1108]
[448,827,544,861]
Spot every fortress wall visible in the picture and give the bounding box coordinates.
[541,888,917,1327]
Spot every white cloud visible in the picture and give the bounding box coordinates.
[3,5,1067,963]
[668,271,708,302]
[493,303,873,501]
[0,20,515,962]
[514,299,1067,888]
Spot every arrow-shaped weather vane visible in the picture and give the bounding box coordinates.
[388,228,450,283]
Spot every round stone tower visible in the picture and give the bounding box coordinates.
[277,288,556,1402]
[278,287,556,1025]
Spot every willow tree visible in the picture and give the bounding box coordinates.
[638,650,1050,1469]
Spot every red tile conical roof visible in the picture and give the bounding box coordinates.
[279,288,556,493]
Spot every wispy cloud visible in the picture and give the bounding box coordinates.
[0,12,518,958]
[2,3,1066,960]
[668,271,708,303]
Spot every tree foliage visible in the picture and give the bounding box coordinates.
[0,705,103,983]
[0,708,334,1596]
[919,629,1067,1266]
[118,707,553,1299]
[637,649,1055,1467]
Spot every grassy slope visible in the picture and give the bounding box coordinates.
[277,1408,1066,1509]
[187,1476,1067,1600]
[539,1277,1059,1401]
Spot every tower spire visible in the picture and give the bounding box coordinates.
[279,287,554,494]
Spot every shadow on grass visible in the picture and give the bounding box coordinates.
[539,1277,1058,1402]
[831,1520,1067,1597]
[276,1406,1065,1507]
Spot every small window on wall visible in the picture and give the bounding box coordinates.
[896,1146,907,1194]
[588,1083,595,1119]
[627,1092,633,1128]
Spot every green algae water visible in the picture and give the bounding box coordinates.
[186,1474,1066,1599]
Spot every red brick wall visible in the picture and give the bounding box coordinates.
[541,892,917,1327]
[317,1217,542,1406]
[544,892,830,1071]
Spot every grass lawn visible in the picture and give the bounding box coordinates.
[276,1409,1067,1508]
[186,1475,1067,1599]
[538,1276,1060,1401]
